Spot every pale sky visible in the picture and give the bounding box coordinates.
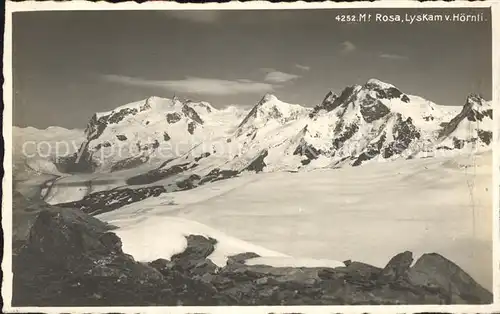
[13,8,492,128]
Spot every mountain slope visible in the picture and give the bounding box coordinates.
[436,94,492,150]
[291,79,467,168]
[68,96,244,172]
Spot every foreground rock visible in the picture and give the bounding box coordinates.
[13,197,224,306]
[12,194,492,306]
[12,191,116,257]
[164,238,491,305]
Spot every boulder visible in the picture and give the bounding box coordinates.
[172,235,217,262]
[340,261,382,283]
[170,235,219,275]
[14,208,166,306]
[227,252,261,265]
[148,258,175,275]
[407,253,493,304]
[377,250,413,283]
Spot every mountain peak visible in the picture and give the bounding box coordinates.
[365,78,396,90]
[466,93,485,105]
[145,95,163,102]
[361,79,410,104]
[142,96,163,110]
[236,94,308,131]
[463,94,491,115]
[259,93,279,104]
[309,91,339,118]
[323,91,338,102]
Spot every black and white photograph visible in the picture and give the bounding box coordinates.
[3,2,498,311]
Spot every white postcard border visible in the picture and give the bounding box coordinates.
[3,1,499,313]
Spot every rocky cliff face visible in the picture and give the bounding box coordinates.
[13,193,493,306]
[309,90,339,117]
[437,94,493,150]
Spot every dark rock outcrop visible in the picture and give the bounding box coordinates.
[116,134,127,141]
[329,86,357,113]
[110,155,149,173]
[170,235,219,275]
[194,152,211,162]
[309,91,339,117]
[383,115,421,158]
[199,168,239,185]
[175,167,240,192]
[352,132,386,166]
[182,104,204,124]
[293,139,321,161]
[478,130,492,145]
[407,253,493,304]
[363,81,410,103]
[163,132,171,141]
[453,137,465,149]
[175,174,201,190]
[187,122,197,135]
[332,123,359,150]
[107,108,139,124]
[58,186,167,215]
[135,139,161,152]
[55,151,98,174]
[227,252,261,265]
[126,162,194,185]
[166,112,182,124]
[12,191,116,257]
[439,94,491,139]
[124,160,239,197]
[71,108,141,170]
[359,98,391,123]
[243,150,268,173]
[377,251,413,283]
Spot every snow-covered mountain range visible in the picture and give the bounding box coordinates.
[14,78,492,183]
